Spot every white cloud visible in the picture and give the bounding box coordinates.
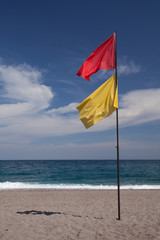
[118,61,141,75]
[0,64,53,116]
[48,102,78,114]
[0,62,160,149]
[119,88,160,126]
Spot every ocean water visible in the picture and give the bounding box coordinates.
[0,160,159,189]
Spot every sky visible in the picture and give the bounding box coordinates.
[0,0,160,160]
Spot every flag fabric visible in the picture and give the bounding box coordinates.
[77,73,118,129]
[76,34,116,81]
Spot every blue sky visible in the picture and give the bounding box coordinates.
[0,0,160,160]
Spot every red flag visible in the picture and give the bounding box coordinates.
[77,33,116,81]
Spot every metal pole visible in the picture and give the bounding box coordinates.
[114,31,121,220]
[116,107,120,220]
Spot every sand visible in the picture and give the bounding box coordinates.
[0,189,159,240]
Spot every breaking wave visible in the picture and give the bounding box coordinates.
[0,182,160,190]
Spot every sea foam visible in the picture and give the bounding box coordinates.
[0,182,160,190]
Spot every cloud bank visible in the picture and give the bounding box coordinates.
[0,62,159,146]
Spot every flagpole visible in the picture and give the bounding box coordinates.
[114,31,121,220]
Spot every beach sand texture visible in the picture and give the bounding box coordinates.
[0,190,159,240]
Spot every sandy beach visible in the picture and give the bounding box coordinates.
[0,190,159,240]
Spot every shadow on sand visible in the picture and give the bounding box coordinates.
[17,210,103,220]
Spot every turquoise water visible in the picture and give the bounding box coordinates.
[0,160,159,189]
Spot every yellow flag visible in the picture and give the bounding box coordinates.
[77,73,118,129]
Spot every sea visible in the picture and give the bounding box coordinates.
[0,160,159,190]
